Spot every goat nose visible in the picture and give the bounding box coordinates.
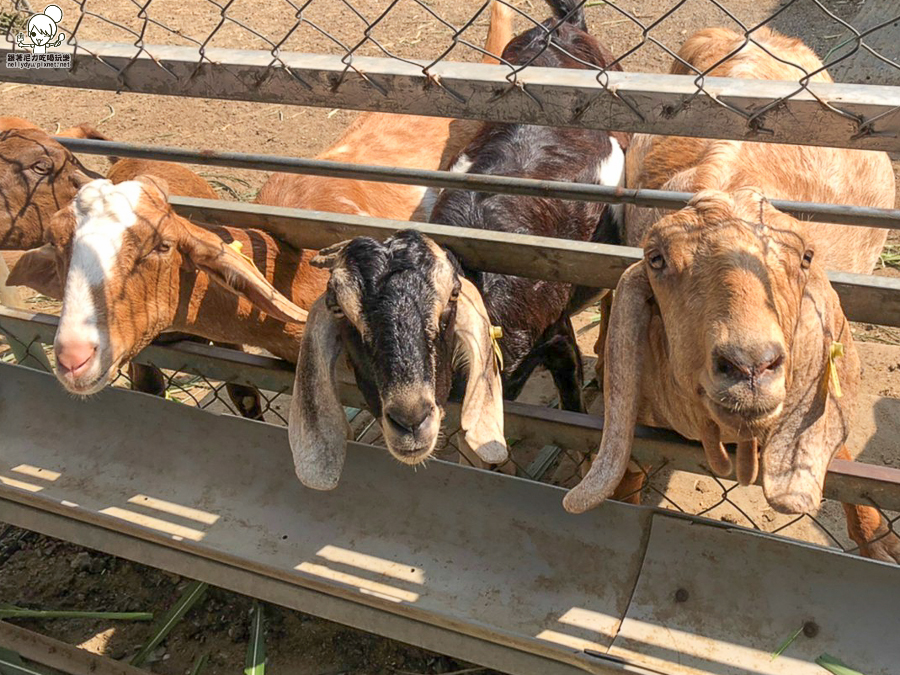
[714,342,785,382]
[384,400,434,435]
[55,339,97,376]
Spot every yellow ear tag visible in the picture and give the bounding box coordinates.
[490,325,504,373]
[227,239,256,267]
[827,341,844,398]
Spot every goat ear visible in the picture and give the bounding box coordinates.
[761,272,859,514]
[564,262,653,514]
[311,240,352,269]
[7,245,64,300]
[135,174,171,200]
[57,124,110,140]
[454,277,508,464]
[181,225,309,324]
[288,296,349,490]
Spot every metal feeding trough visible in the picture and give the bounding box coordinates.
[0,363,898,675]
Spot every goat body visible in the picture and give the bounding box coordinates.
[431,0,627,411]
[255,0,512,224]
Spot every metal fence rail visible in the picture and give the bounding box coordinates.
[2,1,900,149]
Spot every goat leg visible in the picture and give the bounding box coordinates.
[128,363,167,397]
[611,459,647,504]
[213,341,264,420]
[836,446,900,564]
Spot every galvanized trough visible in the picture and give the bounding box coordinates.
[0,363,898,675]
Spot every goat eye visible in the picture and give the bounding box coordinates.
[31,159,52,175]
[450,286,460,301]
[328,302,344,318]
[154,242,172,254]
[647,250,666,270]
[801,249,814,269]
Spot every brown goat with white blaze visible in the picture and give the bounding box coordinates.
[566,27,900,564]
[35,176,309,393]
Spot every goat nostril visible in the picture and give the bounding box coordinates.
[714,344,785,382]
[55,342,97,375]
[761,353,784,374]
[385,405,433,435]
[715,356,745,380]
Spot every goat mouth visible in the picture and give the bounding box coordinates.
[707,398,782,429]
[57,355,123,397]
[386,444,436,466]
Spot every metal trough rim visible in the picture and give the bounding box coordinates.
[1,363,898,675]
[2,305,899,511]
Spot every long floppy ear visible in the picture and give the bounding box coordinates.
[288,296,349,490]
[7,245,64,299]
[762,271,859,514]
[454,277,507,464]
[179,222,309,324]
[564,262,653,514]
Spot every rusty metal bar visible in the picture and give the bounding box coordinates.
[58,137,900,230]
[169,196,900,327]
[1,306,897,511]
[0,622,149,675]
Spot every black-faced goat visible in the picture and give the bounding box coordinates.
[288,0,627,490]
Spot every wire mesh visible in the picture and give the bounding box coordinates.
[1,317,897,565]
[1,0,899,145]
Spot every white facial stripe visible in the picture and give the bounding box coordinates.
[414,185,440,221]
[449,154,473,174]
[57,179,144,349]
[596,137,625,188]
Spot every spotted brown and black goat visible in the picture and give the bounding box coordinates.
[288,0,627,490]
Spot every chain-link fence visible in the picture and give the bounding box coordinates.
[2,308,897,564]
[2,0,900,149]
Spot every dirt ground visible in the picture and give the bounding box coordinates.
[2,0,900,673]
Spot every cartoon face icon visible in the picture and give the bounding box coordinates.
[18,5,64,52]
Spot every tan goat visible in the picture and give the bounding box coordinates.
[255,0,511,220]
[566,27,900,564]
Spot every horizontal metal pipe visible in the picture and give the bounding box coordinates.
[59,137,900,230]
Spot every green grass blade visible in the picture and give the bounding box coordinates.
[190,653,209,675]
[816,653,866,675]
[244,601,266,675]
[771,624,804,661]
[0,649,41,675]
[131,580,208,667]
[0,608,152,621]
